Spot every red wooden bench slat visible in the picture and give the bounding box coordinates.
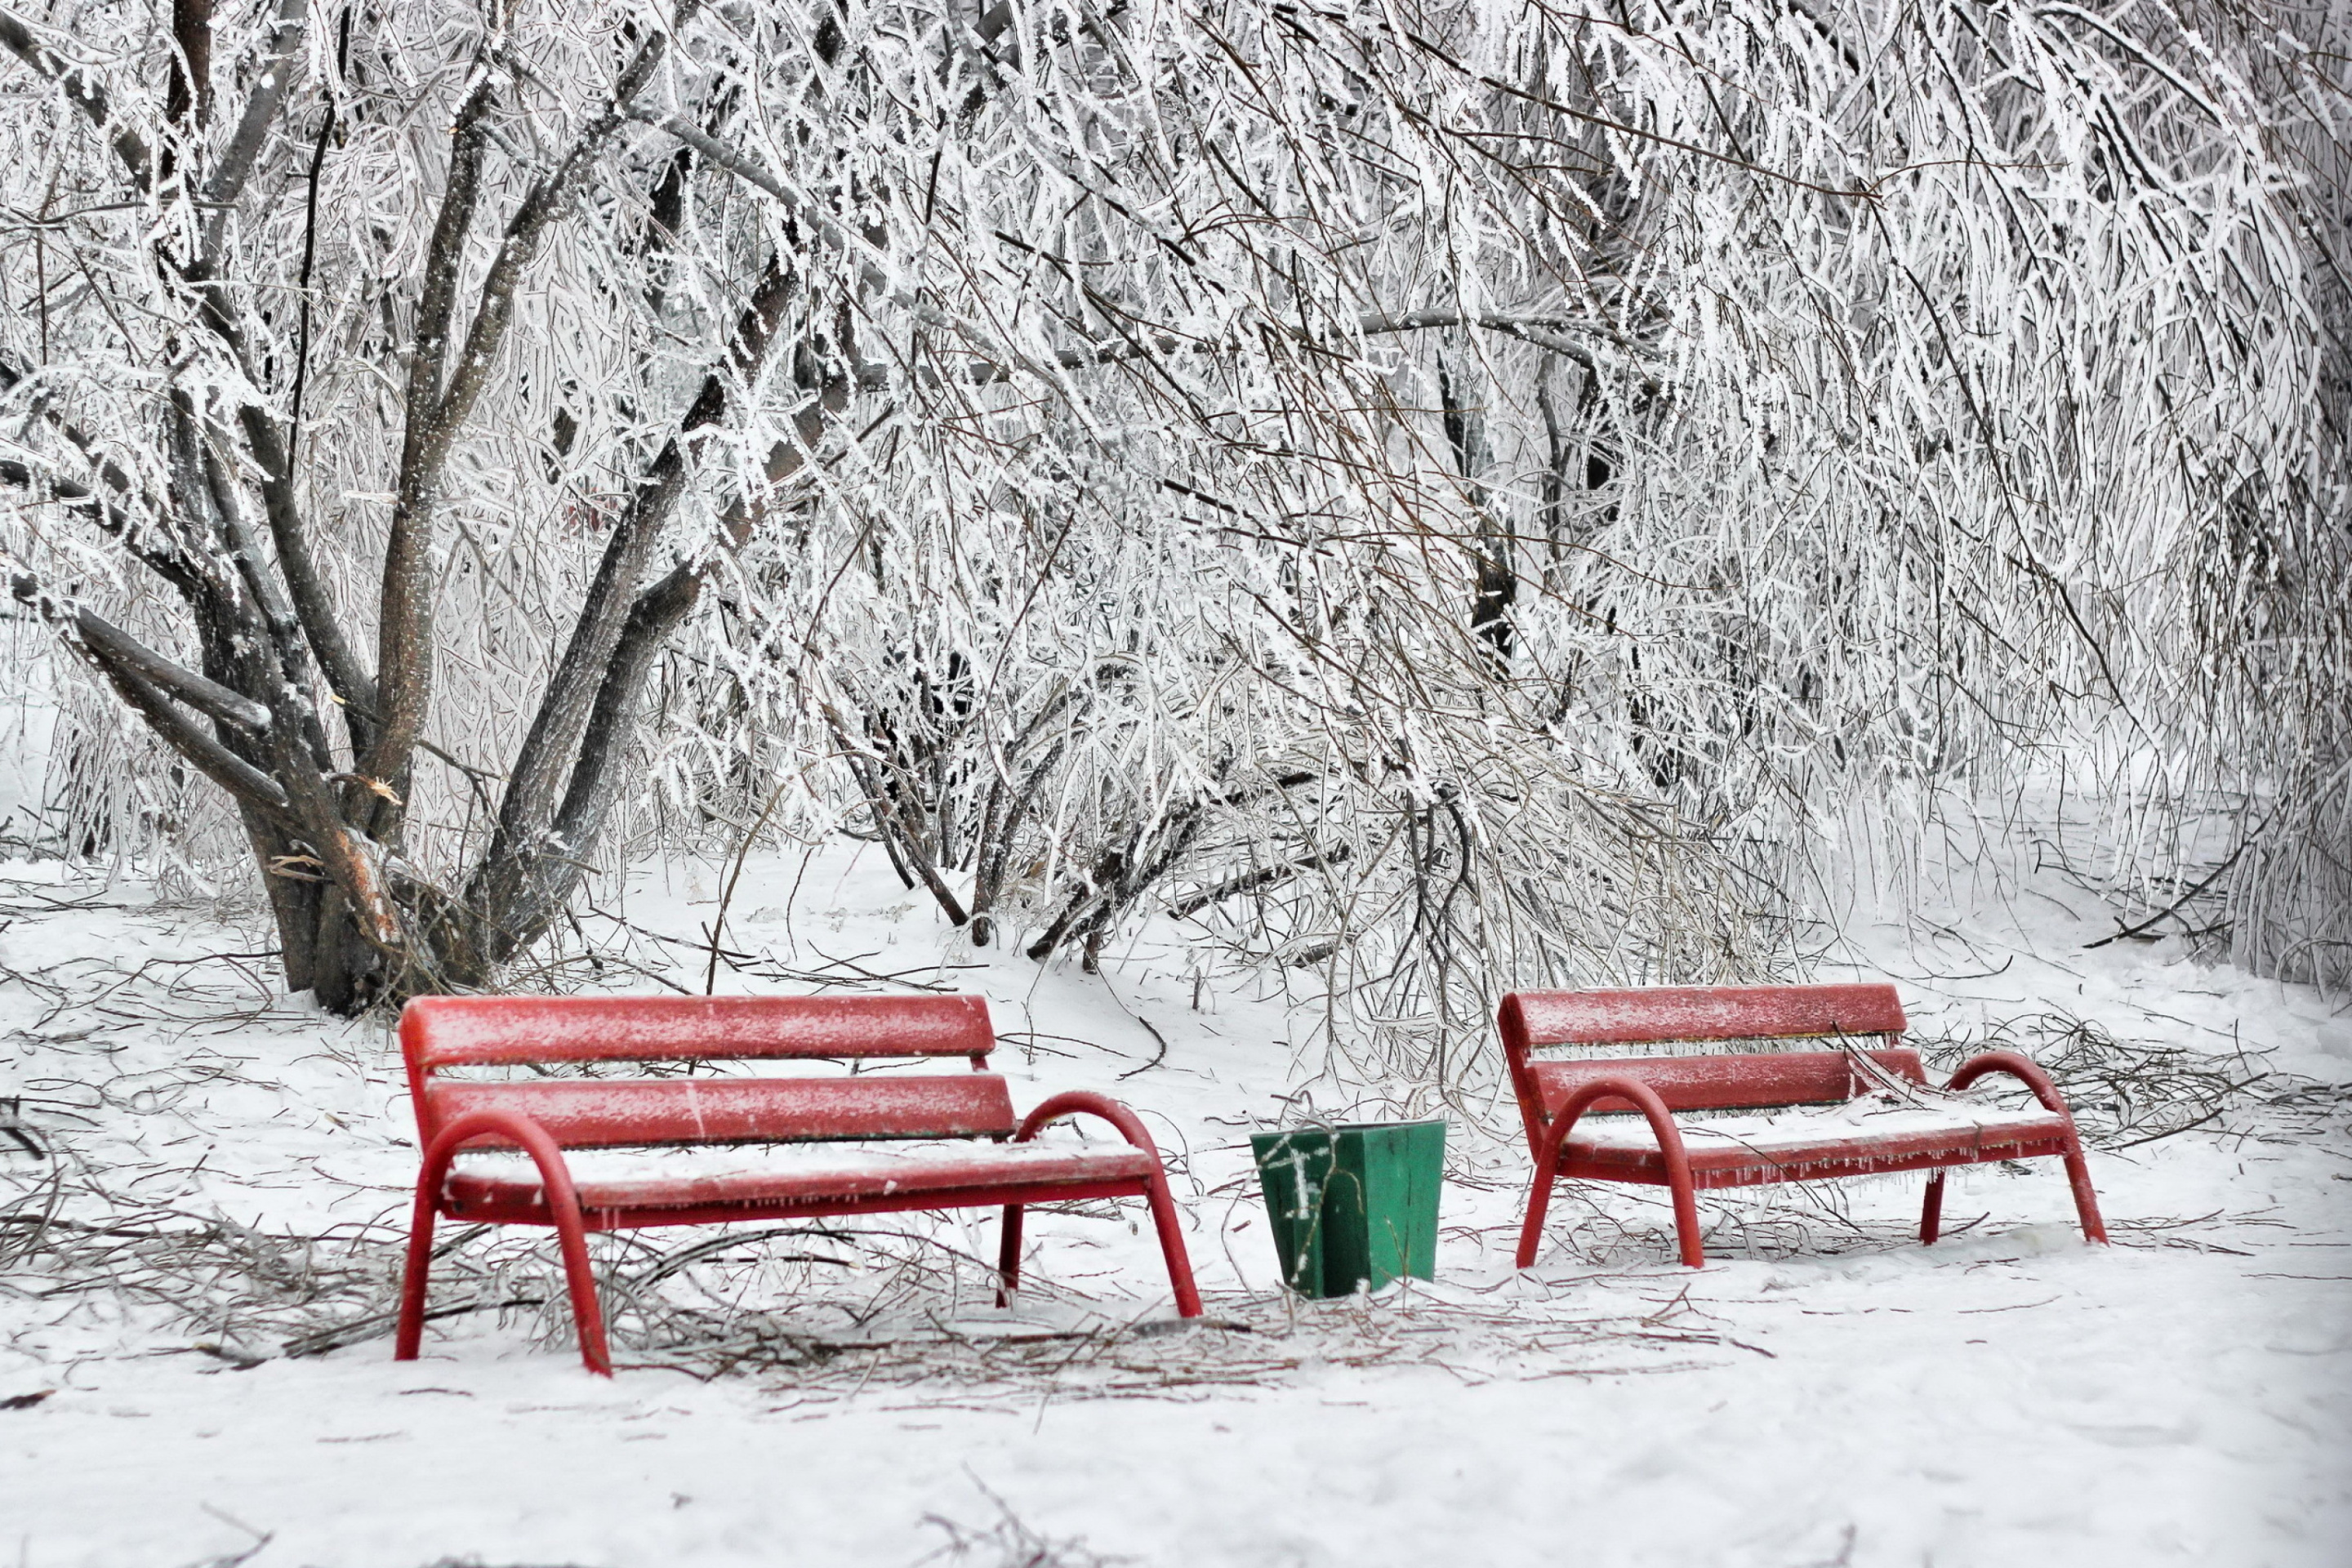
[1561,1128,2078,1189]
[452,1176,1187,1233]
[1499,983,2108,1270]
[393,994,1202,1374]
[444,1143,1160,1218]
[421,1075,1018,1151]
[1560,1114,2074,1183]
[1501,982,1907,1049]
[1528,1048,1927,1118]
[403,992,994,1068]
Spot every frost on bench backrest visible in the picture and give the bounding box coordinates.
[401,994,1013,1151]
[1499,985,1918,1138]
[404,994,996,1067]
[1500,984,1906,1050]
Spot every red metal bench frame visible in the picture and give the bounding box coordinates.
[394,994,1201,1374]
[1500,983,2108,1268]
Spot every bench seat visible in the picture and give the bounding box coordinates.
[1558,1098,2074,1186]
[444,1139,1162,1223]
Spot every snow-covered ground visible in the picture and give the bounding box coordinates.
[2,845,2347,1567]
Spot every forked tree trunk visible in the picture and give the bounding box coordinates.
[0,4,826,1013]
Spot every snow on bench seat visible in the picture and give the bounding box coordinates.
[444,1138,1160,1218]
[1559,1094,2076,1186]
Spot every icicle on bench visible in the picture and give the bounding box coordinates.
[1501,983,2108,1268]
[394,994,1202,1374]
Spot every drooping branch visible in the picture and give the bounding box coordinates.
[827,702,974,930]
[7,568,290,813]
[1438,351,1513,665]
[2,0,2330,1022]
[195,0,309,264]
[0,443,216,604]
[463,255,801,956]
[0,7,154,189]
[234,406,376,727]
[632,102,1649,398]
[489,260,794,844]
[1167,844,1350,920]
[96,660,292,813]
[429,21,694,447]
[548,563,707,856]
[465,559,712,970]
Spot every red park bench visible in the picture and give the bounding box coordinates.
[394,994,1202,1374]
[1501,982,2107,1268]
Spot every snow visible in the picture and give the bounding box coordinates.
[446,1138,1161,1209]
[2,845,2348,1567]
[1562,1096,2066,1153]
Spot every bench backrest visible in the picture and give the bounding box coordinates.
[1498,984,1915,1155]
[401,994,1012,1152]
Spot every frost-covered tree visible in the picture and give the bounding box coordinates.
[1,0,2342,1035]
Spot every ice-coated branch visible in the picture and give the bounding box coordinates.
[71,608,271,734]
[234,406,376,727]
[4,556,268,736]
[194,0,308,264]
[431,15,698,443]
[0,7,154,189]
[0,0,2339,1019]
[374,5,704,795]
[8,566,288,813]
[0,422,227,609]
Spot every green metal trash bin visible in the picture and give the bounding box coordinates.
[1249,1120,1446,1298]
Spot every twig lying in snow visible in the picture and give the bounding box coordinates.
[920,1474,1129,1568]
[1918,1010,2271,1149]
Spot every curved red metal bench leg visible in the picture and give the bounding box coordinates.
[543,1184,608,1375]
[996,1203,1025,1306]
[1518,1077,1707,1269]
[1920,1170,1948,1245]
[1514,1141,1564,1268]
[394,1168,446,1363]
[1922,1156,2102,1249]
[2061,1139,2109,1244]
[1008,1091,1202,1317]
[1143,1167,1204,1317]
[395,1110,612,1376]
[1659,1138,1704,1268]
[1947,1050,2109,1248]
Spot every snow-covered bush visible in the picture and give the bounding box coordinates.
[0,1,2341,1048]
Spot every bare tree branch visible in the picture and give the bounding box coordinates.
[11,576,296,813]
[234,406,376,724]
[0,446,214,603]
[167,0,214,128]
[496,257,794,848]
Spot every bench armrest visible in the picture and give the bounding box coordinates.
[1944,1049,2078,1121]
[403,1107,607,1374]
[1523,1074,1705,1269]
[1012,1090,1166,1162]
[417,1107,584,1215]
[1539,1075,1693,1165]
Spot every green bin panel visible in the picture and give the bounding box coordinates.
[1249,1120,1446,1298]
